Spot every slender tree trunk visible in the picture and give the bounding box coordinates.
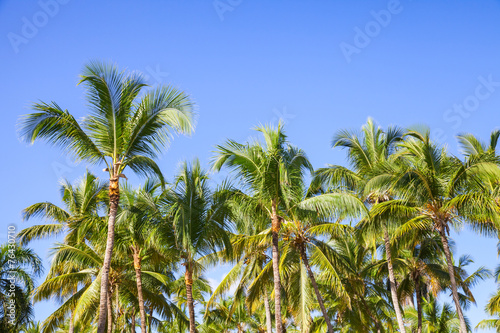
[270,199,284,333]
[415,278,422,333]
[383,227,406,333]
[107,288,113,333]
[98,174,120,333]
[148,307,153,333]
[131,308,136,333]
[299,245,334,333]
[116,284,120,320]
[263,288,273,333]
[438,224,467,333]
[133,249,148,333]
[185,267,197,333]
[408,293,415,309]
[68,309,75,333]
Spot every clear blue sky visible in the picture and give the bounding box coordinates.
[1,0,500,330]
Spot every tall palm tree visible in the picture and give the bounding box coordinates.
[115,179,186,333]
[0,244,42,333]
[18,61,196,333]
[19,171,107,333]
[317,118,407,332]
[204,209,275,333]
[278,178,367,332]
[163,160,233,333]
[202,295,252,332]
[389,234,447,333]
[213,122,313,333]
[116,180,166,333]
[319,234,395,333]
[372,129,500,332]
[19,171,107,246]
[36,231,182,332]
[405,295,471,332]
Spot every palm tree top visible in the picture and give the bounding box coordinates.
[18,60,196,183]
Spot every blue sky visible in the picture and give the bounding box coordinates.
[1,0,500,330]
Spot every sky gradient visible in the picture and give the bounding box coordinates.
[2,0,500,330]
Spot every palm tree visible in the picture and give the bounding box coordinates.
[115,180,168,333]
[19,171,107,246]
[204,210,275,333]
[163,160,233,333]
[18,60,195,333]
[405,295,470,332]
[202,295,252,332]
[20,321,42,333]
[213,122,313,333]
[476,262,500,332]
[276,178,368,332]
[317,118,407,333]
[389,234,447,333]
[19,171,106,332]
[372,129,500,332]
[0,244,42,333]
[476,292,500,332]
[319,232,395,333]
[36,231,182,332]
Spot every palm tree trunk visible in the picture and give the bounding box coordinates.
[415,278,422,333]
[98,175,120,333]
[185,267,197,333]
[263,288,273,333]
[68,309,75,333]
[133,250,148,333]
[131,308,136,333]
[383,227,406,333]
[271,199,284,333]
[437,224,467,333]
[299,245,334,333]
[116,284,120,320]
[107,288,113,333]
[148,307,153,333]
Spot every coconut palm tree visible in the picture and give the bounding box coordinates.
[405,295,471,332]
[318,232,396,333]
[115,179,172,333]
[275,180,368,332]
[316,118,407,333]
[36,231,182,332]
[18,61,196,333]
[19,171,107,246]
[213,122,313,333]
[162,160,233,333]
[204,210,275,333]
[0,244,42,333]
[371,129,500,332]
[19,171,107,332]
[388,234,447,333]
[202,295,253,332]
